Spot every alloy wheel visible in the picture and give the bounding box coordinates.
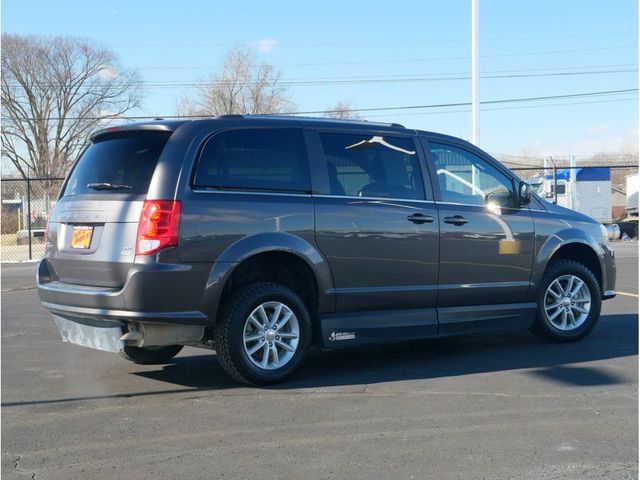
[242,301,300,370]
[543,274,592,331]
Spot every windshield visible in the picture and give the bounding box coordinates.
[62,131,171,197]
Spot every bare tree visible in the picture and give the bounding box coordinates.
[178,45,295,116]
[1,34,143,179]
[323,100,362,120]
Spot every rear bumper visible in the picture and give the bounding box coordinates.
[41,301,208,325]
[37,257,212,326]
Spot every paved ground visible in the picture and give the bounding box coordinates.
[2,243,638,479]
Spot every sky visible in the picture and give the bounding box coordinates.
[2,0,638,159]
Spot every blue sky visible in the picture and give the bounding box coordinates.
[2,0,638,158]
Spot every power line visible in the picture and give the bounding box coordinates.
[113,68,640,88]
[362,95,637,118]
[63,45,639,72]
[493,152,637,161]
[8,62,636,81]
[5,67,636,90]
[135,66,636,84]
[275,45,638,67]
[3,88,637,122]
[135,61,637,72]
[110,33,636,49]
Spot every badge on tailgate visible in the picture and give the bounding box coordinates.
[71,225,94,249]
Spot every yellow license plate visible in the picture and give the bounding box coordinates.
[71,226,94,249]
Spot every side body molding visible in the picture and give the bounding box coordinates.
[201,232,335,321]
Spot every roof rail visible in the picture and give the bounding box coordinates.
[208,114,407,129]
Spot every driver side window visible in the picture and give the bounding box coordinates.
[430,142,515,207]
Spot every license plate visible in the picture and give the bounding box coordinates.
[71,226,94,249]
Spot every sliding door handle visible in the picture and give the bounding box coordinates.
[407,213,434,224]
[443,215,469,226]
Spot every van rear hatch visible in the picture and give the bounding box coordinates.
[45,129,172,287]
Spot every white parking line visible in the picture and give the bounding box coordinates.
[617,291,639,298]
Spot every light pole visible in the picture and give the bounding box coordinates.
[471,0,480,146]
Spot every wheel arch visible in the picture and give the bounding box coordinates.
[533,228,605,292]
[201,233,334,323]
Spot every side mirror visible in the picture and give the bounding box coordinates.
[519,182,533,206]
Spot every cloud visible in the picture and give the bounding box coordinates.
[540,126,638,157]
[97,64,118,80]
[255,38,278,53]
[105,5,120,15]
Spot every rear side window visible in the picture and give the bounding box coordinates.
[319,132,425,200]
[63,131,171,197]
[194,128,311,193]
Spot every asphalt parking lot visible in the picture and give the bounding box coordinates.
[2,243,638,480]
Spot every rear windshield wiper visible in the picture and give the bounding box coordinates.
[86,182,134,190]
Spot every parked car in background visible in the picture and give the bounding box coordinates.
[619,173,639,239]
[37,116,616,385]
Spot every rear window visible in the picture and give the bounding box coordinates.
[193,128,311,193]
[62,131,171,197]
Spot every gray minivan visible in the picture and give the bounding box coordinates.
[37,116,616,385]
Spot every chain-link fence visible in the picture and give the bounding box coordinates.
[513,165,639,239]
[1,177,64,262]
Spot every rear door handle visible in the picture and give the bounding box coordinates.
[443,215,469,226]
[407,213,434,224]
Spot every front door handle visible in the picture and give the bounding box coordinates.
[407,213,434,224]
[443,215,469,226]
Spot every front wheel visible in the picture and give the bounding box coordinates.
[214,282,311,385]
[531,259,602,342]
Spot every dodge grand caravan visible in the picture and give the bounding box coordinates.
[37,116,616,385]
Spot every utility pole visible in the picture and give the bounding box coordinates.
[550,156,558,205]
[569,154,576,209]
[471,0,480,146]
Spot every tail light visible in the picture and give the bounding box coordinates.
[136,200,182,255]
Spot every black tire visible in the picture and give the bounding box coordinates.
[531,259,602,342]
[214,282,311,386]
[120,345,183,364]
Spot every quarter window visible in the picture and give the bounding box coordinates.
[194,128,311,192]
[319,133,425,200]
[430,143,515,207]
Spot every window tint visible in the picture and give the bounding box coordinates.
[430,143,515,207]
[319,133,424,200]
[194,128,310,192]
[63,131,171,197]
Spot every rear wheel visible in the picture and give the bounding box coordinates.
[214,282,311,385]
[531,259,602,342]
[120,345,183,364]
